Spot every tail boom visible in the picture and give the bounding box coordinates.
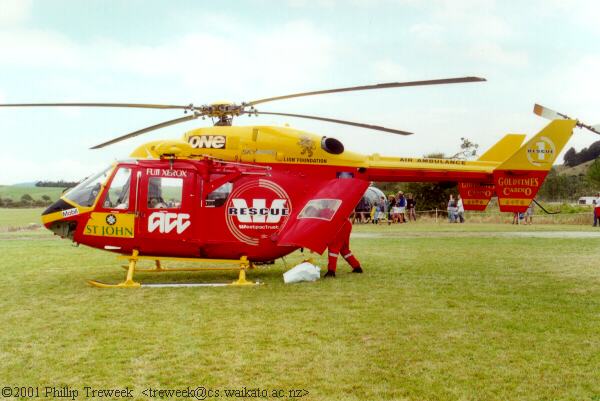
[362,119,576,213]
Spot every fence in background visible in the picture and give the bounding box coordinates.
[352,209,595,225]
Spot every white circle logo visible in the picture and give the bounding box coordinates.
[526,136,555,167]
[225,179,292,246]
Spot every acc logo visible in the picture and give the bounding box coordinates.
[188,135,226,149]
[526,136,555,167]
[225,180,292,246]
[148,212,191,234]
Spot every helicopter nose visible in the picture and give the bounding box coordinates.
[41,199,80,240]
[42,199,76,216]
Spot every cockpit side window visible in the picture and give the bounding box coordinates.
[64,166,113,207]
[148,177,183,209]
[206,182,232,207]
[103,167,132,209]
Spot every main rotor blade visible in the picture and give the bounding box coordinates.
[90,113,199,149]
[0,102,191,110]
[249,111,414,136]
[246,76,486,106]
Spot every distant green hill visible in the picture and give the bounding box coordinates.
[11,182,37,187]
[0,185,64,202]
[554,160,594,177]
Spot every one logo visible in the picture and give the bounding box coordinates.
[526,136,555,167]
[188,135,227,149]
[106,214,117,225]
[297,136,316,158]
[225,180,292,246]
[148,212,191,234]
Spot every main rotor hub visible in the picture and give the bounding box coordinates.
[200,102,246,118]
[193,102,256,126]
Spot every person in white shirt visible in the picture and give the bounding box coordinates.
[525,202,534,225]
[456,194,465,223]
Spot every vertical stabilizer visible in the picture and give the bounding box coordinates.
[493,119,577,212]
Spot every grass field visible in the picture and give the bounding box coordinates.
[1,209,600,400]
[0,208,45,228]
[0,185,64,202]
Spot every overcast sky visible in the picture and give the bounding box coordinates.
[0,0,599,184]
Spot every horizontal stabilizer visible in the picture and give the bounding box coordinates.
[458,182,495,211]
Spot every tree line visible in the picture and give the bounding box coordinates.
[563,140,600,167]
[0,194,54,208]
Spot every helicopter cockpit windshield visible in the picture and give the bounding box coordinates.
[64,165,113,207]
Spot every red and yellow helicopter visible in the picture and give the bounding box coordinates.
[2,77,594,288]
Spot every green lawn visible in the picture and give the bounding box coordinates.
[1,213,600,400]
[0,185,64,202]
[0,208,45,228]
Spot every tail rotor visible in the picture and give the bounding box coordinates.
[534,103,600,135]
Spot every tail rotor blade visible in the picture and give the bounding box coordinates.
[533,103,565,120]
[534,103,600,135]
[586,125,600,135]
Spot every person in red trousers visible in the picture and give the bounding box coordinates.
[324,218,363,278]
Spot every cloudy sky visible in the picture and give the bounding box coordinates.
[0,0,598,184]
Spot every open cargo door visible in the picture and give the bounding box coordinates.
[277,178,369,254]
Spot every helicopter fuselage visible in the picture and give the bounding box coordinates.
[41,121,576,261]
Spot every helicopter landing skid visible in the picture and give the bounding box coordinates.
[87,250,259,288]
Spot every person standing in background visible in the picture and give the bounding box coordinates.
[447,194,456,223]
[456,194,465,223]
[525,201,534,225]
[397,191,407,223]
[388,194,397,225]
[594,192,600,227]
[406,193,417,222]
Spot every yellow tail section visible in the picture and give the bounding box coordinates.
[492,119,577,213]
[497,119,577,171]
[478,134,526,162]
